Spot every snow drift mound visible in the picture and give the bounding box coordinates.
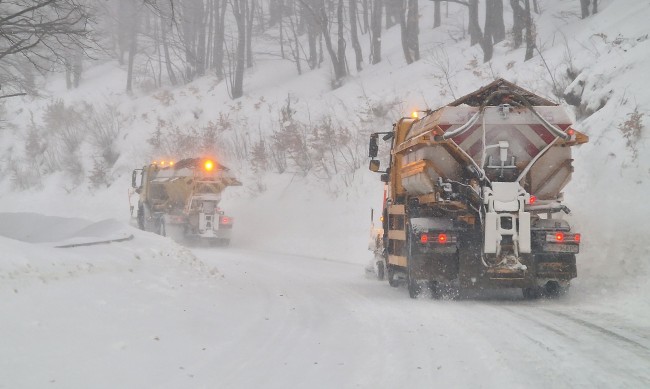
[0,213,215,292]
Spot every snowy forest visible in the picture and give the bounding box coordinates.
[1,0,649,388]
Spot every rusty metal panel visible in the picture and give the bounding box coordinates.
[388,255,408,267]
[388,230,406,241]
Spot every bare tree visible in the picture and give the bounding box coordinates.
[524,0,535,60]
[349,0,363,71]
[246,0,257,69]
[399,0,419,64]
[213,0,228,80]
[300,0,320,70]
[231,0,247,98]
[433,0,441,28]
[484,0,505,44]
[126,3,141,93]
[580,0,590,19]
[0,0,94,94]
[510,0,524,48]
[370,0,382,64]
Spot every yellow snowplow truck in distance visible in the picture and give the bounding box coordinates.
[132,157,241,246]
[368,79,588,299]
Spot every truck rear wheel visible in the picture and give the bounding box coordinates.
[406,226,421,298]
[544,281,569,298]
[155,218,166,237]
[376,260,385,280]
[137,205,145,230]
[407,262,421,298]
[387,265,399,287]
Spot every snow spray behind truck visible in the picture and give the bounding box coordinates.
[131,157,241,246]
[368,79,588,299]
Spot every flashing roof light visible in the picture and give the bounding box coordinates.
[169,161,174,166]
[438,233,448,244]
[555,232,565,242]
[204,160,215,171]
[420,234,429,244]
[411,111,419,119]
[567,128,576,136]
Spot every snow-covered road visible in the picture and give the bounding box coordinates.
[2,233,649,389]
[186,248,650,389]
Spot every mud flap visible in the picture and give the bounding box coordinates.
[458,232,483,289]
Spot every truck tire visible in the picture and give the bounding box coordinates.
[387,265,399,287]
[407,261,421,298]
[156,218,166,237]
[544,281,569,298]
[376,260,385,280]
[406,228,421,299]
[137,205,145,230]
[429,281,442,299]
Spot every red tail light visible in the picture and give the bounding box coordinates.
[420,234,428,244]
[220,216,231,225]
[574,233,581,243]
[567,128,576,136]
[555,232,565,242]
[529,195,536,205]
[438,233,448,244]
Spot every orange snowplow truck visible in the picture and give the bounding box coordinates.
[368,79,588,299]
[132,157,241,246]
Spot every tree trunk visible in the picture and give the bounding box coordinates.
[232,0,246,98]
[335,0,348,79]
[182,2,198,81]
[350,0,363,71]
[117,0,129,65]
[319,0,347,84]
[580,0,590,19]
[246,0,256,68]
[197,2,207,77]
[433,0,441,28]
[362,0,370,34]
[288,14,302,74]
[214,0,227,80]
[269,0,282,26]
[370,0,382,64]
[303,0,319,70]
[72,51,82,88]
[407,0,419,61]
[510,0,524,48]
[468,0,482,46]
[126,5,139,93]
[160,6,177,85]
[385,0,398,28]
[485,0,505,44]
[399,2,412,64]
[524,0,535,61]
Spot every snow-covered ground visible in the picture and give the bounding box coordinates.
[1,0,649,387]
[1,218,649,388]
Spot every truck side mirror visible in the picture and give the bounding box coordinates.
[369,159,380,172]
[369,134,379,158]
[131,170,138,188]
[380,173,390,183]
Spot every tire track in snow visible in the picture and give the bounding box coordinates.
[542,309,650,354]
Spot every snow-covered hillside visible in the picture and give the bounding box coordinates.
[1,0,649,387]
